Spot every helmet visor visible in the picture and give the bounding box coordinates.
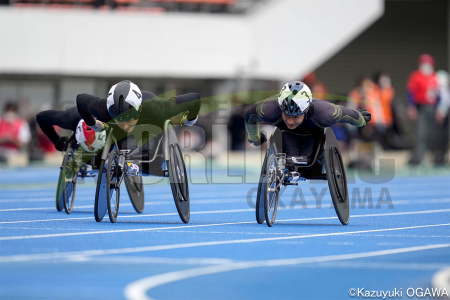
[108,106,139,122]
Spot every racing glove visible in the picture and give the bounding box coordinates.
[357,109,372,128]
[89,120,109,132]
[180,112,198,127]
[55,136,69,151]
[248,132,267,147]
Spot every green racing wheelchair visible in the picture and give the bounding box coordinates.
[93,120,189,223]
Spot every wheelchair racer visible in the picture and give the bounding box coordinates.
[245,81,371,169]
[76,80,200,175]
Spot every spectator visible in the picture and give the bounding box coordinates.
[348,76,384,141]
[406,54,439,166]
[374,72,395,148]
[303,72,328,99]
[0,102,31,163]
[432,70,450,166]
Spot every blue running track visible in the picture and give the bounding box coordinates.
[0,167,450,300]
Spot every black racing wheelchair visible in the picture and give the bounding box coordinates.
[94,120,189,223]
[256,127,349,227]
[55,136,151,215]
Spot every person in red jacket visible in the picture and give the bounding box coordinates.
[0,102,31,163]
[407,54,439,166]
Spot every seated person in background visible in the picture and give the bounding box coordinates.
[0,102,31,163]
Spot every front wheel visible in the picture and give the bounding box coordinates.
[107,150,120,223]
[264,154,280,227]
[56,149,71,212]
[94,159,108,222]
[168,143,190,223]
[63,148,77,214]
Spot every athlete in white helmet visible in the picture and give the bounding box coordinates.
[76,80,200,175]
[245,81,371,160]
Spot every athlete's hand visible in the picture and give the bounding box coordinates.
[357,109,371,127]
[90,120,108,132]
[248,132,267,146]
[55,136,69,151]
[180,112,198,127]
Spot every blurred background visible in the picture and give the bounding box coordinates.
[0,0,448,174]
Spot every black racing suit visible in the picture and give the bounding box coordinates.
[245,97,366,159]
[76,91,201,175]
[36,107,82,147]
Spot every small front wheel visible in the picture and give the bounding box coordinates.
[106,150,120,223]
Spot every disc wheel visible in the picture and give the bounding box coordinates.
[62,148,77,214]
[106,150,120,223]
[264,154,280,227]
[168,143,190,223]
[329,147,347,202]
[324,128,349,225]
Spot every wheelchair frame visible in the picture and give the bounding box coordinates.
[256,127,350,227]
[94,119,190,223]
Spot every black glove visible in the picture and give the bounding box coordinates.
[55,136,69,151]
[357,109,371,127]
[248,132,267,147]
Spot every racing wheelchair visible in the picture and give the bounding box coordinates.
[55,136,148,215]
[94,120,189,223]
[256,127,349,227]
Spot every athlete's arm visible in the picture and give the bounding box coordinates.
[145,93,201,122]
[244,98,280,142]
[311,100,367,128]
[76,93,112,126]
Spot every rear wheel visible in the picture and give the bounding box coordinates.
[168,143,190,223]
[107,150,120,223]
[324,128,349,225]
[264,154,280,227]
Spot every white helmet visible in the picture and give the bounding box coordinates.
[107,80,142,121]
[278,81,312,116]
[75,119,106,153]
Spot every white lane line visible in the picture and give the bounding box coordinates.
[123,243,450,300]
[277,208,450,223]
[1,223,450,263]
[1,208,450,239]
[0,208,254,224]
[347,234,450,238]
[310,261,450,271]
[1,195,450,214]
[1,186,449,205]
[67,256,236,265]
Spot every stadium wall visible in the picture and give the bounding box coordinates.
[0,0,383,81]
